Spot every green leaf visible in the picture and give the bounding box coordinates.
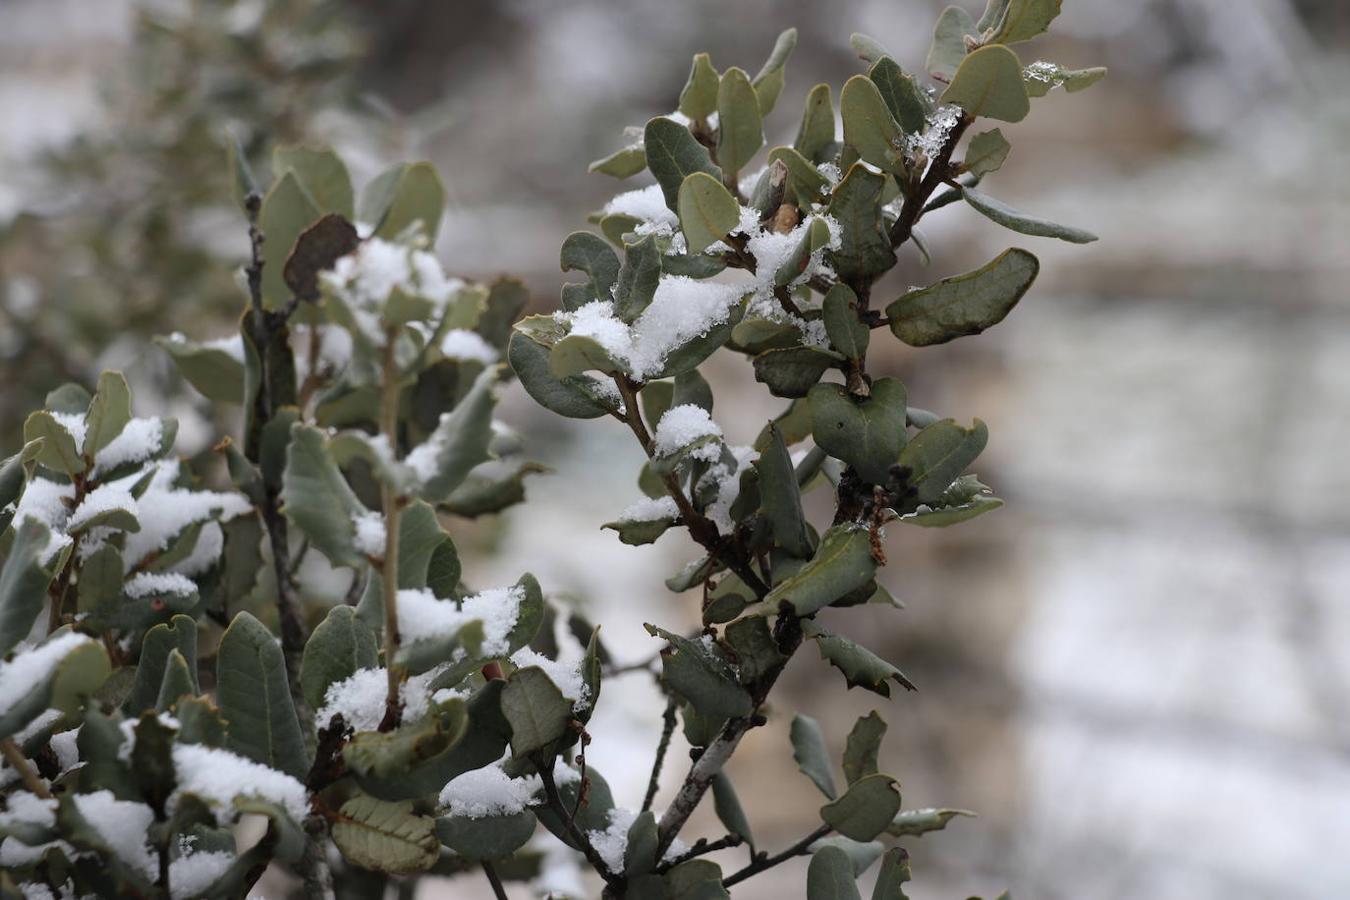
[962,187,1097,243]
[795,84,837,164]
[821,773,902,841]
[723,615,785,686]
[752,28,797,116]
[83,371,132,461]
[711,770,754,848]
[843,712,887,785]
[807,845,863,900]
[1023,61,1108,97]
[23,410,83,475]
[978,0,1012,31]
[840,76,903,173]
[0,439,42,512]
[823,284,869,360]
[902,473,1003,527]
[791,714,838,799]
[559,230,621,311]
[887,807,975,837]
[871,847,913,900]
[678,172,742,255]
[679,52,720,121]
[665,859,731,898]
[849,32,891,66]
[259,171,321,308]
[940,45,1030,122]
[761,525,876,617]
[772,216,833,287]
[806,624,916,697]
[331,794,439,875]
[217,612,309,779]
[927,6,979,80]
[624,809,660,876]
[436,809,536,861]
[273,146,354,218]
[301,605,378,710]
[885,247,1039,346]
[963,129,1011,177]
[898,419,990,506]
[590,143,648,179]
[716,67,765,180]
[362,162,445,241]
[645,117,722,212]
[156,648,196,711]
[868,58,928,134]
[124,615,198,716]
[808,378,907,483]
[646,625,753,720]
[413,366,502,503]
[508,332,611,420]
[344,699,471,800]
[811,836,885,877]
[757,424,813,559]
[155,333,246,404]
[766,147,829,205]
[48,639,111,716]
[502,665,573,756]
[753,347,841,399]
[988,0,1063,44]
[603,510,679,546]
[397,499,459,589]
[281,424,366,568]
[550,334,625,379]
[615,235,663,322]
[827,163,895,283]
[0,518,59,656]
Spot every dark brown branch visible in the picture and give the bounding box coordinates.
[657,833,744,872]
[888,113,972,249]
[722,824,832,888]
[642,697,679,813]
[481,861,509,900]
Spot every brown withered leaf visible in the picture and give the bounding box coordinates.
[284,213,359,302]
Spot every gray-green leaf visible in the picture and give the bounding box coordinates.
[821,774,903,841]
[961,187,1098,243]
[885,247,1039,346]
[940,45,1030,123]
[791,713,838,799]
[217,612,309,779]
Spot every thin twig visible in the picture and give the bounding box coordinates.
[537,760,620,889]
[378,332,405,730]
[722,824,832,888]
[1,738,51,798]
[657,833,744,871]
[481,861,509,900]
[642,697,679,813]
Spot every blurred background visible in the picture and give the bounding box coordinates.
[2,0,1348,897]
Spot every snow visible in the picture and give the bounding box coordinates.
[602,183,678,228]
[71,790,158,880]
[124,572,197,598]
[0,791,56,829]
[50,729,80,773]
[291,324,353,383]
[164,521,225,578]
[586,807,632,874]
[322,237,463,342]
[0,633,93,718]
[564,301,634,361]
[397,585,524,658]
[315,665,444,732]
[616,495,679,524]
[92,417,164,476]
[49,411,87,452]
[438,760,542,818]
[510,647,591,711]
[119,472,251,572]
[907,105,962,160]
[698,445,757,534]
[67,483,136,532]
[652,405,722,460]
[818,161,842,185]
[169,848,234,899]
[170,743,309,822]
[351,510,386,558]
[440,328,499,365]
[7,477,75,563]
[12,708,61,745]
[628,278,744,379]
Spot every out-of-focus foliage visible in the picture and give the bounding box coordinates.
[0,0,363,449]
